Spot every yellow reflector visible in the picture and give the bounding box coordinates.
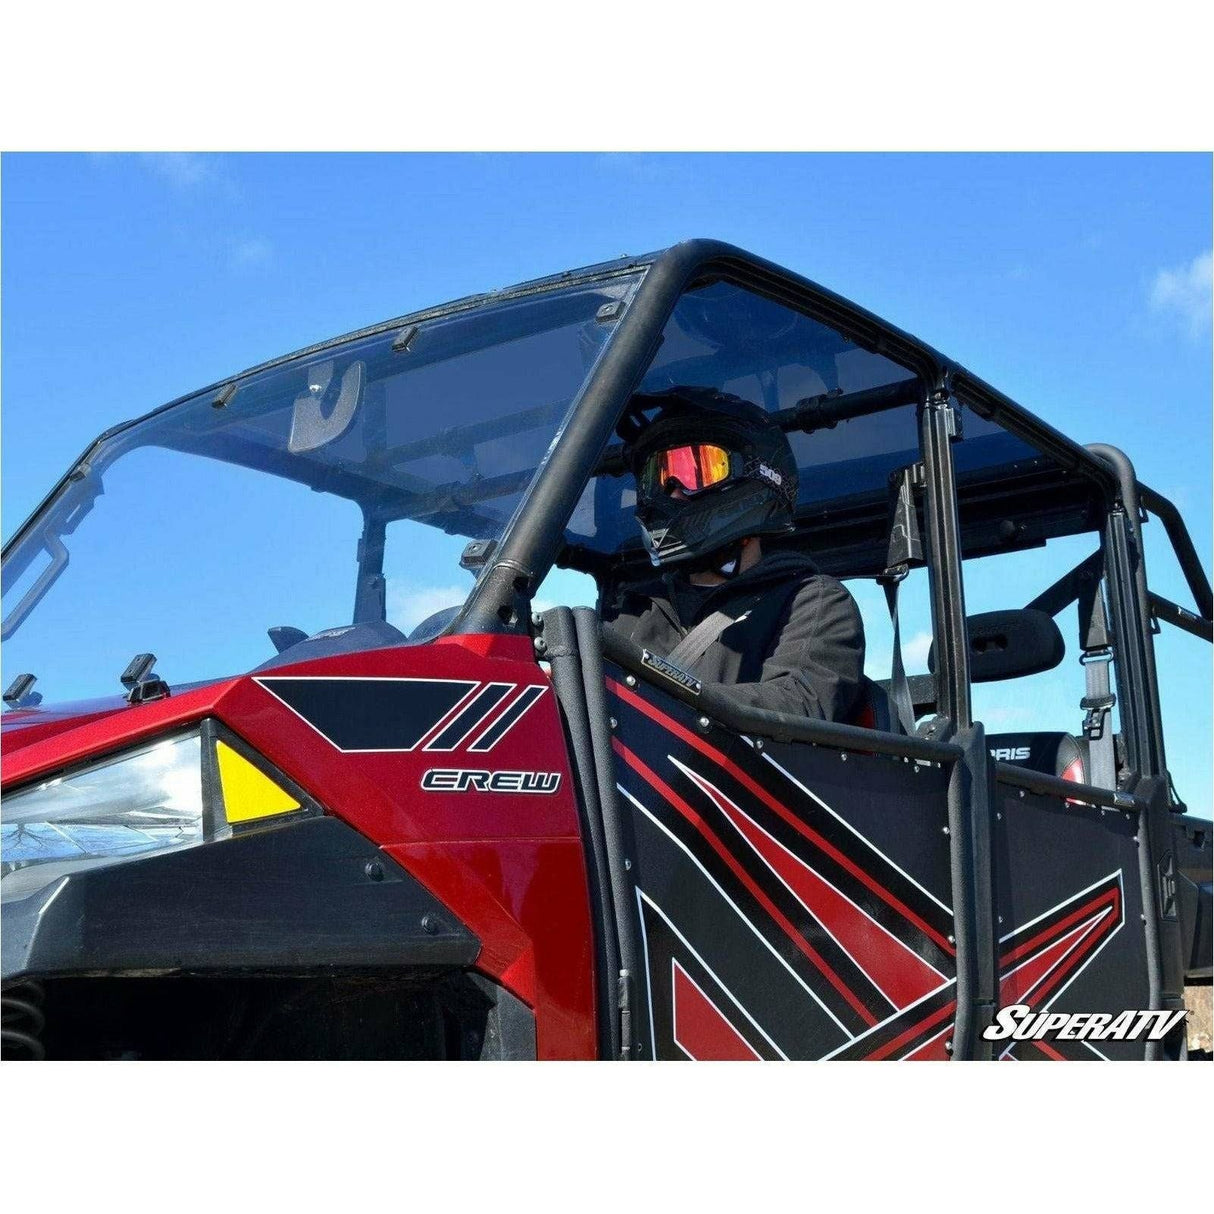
[216,741,300,823]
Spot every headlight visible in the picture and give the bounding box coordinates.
[1,723,317,902]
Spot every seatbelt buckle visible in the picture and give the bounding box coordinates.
[1079,648,1114,740]
[1080,693,1116,740]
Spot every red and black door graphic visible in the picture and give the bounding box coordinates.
[992,871,1126,1060]
[607,669,961,1060]
[991,776,1147,1060]
[606,667,1146,1061]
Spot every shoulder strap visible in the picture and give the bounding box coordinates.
[881,573,917,736]
[1077,570,1117,789]
[664,580,798,670]
[878,466,924,737]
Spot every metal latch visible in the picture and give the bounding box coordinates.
[1080,692,1116,740]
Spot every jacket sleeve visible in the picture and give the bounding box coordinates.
[717,576,866,722]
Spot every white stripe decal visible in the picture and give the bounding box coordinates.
[638,889,786,1059]
[467,684,549,752]
[423,682,516,751]
[671,957,763,1061]
[618,783,851,1038]
[671,754,949,996]
[761,750,954,916]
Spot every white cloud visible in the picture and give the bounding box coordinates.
[139,152,224,190]
[386,582,471,634]
[1148,250,1212,340]
[228,236,273,269]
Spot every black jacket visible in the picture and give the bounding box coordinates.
[601,550,866,722]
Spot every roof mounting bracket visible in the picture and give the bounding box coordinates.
[120,653,171,705]
[925,388,963,440]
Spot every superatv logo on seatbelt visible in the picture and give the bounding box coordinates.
[420,768,561,794]
[982,1005,1187,1043]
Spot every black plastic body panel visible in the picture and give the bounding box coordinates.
[1,816,479,981]
[991,780,1150,1059]
[1173,814,1212,982]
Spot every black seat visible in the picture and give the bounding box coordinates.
[987,731,1087,784]
[850,676,900,733]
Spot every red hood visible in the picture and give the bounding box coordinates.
[0,633,534,788]
[3,693,159,751]
[1,681,242,786]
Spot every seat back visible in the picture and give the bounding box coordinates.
[850,675,898,734]
[987,731,1087,784]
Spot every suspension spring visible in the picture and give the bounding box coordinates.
[1,980,46,1060]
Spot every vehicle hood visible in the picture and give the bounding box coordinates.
[2,694,142,754]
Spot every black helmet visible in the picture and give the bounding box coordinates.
[622,388,798,571]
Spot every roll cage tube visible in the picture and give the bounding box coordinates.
[919,386,973,730]
[1136,481,1213,625]
[1083,446,1155,779]
[455,238,950,637]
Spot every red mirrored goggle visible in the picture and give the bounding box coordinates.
[641,443,737,497]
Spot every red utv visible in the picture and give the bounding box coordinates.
[3,241,1210,1059]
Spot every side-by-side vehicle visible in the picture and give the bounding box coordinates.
[2,240,1210,1059]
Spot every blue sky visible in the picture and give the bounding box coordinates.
[2,153,1210,810]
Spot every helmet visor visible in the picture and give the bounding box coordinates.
[642,443,734,497]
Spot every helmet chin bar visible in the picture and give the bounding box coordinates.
[637,475,788,570]
[682,537,749,578]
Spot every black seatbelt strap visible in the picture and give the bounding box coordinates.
[1081,653,1116,788]
[878,466,923,736]
[1078,571,1117,789]
[881,571,916,736]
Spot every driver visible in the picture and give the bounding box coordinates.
[602,389,865,722]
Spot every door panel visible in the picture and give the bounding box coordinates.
[607,665,958,1060]
[991,782,1150,1060]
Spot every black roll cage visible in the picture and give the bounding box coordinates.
[452,240,1209,762]
[5,237,1207,761]
[477,238,1208,1060]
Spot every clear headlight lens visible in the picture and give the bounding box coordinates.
[1,725,314,902]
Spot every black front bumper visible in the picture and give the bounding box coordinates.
[2,816,479,980]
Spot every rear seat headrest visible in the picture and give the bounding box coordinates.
[987,731,1085,783]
